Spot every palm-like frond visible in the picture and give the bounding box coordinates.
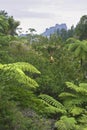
[39,94,66,114]
[55,116,77,130]
[59,82,87,118]
[77,113,87,130]
[68,42,80,52]
[70,107,84,116]
[67,39,87,60]
[0,62,41,108]
[59,92,77,98]
[0,62,40,88]
[78,113,87,124]
[79,83,87,89]
[66,82,87,95]
[81,40,87,52]
[4,62,41,74]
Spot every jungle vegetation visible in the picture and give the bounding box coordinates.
[0,10,87,130]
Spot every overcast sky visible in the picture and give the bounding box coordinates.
[0,0,87,34]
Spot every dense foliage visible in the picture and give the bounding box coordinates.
[0,10,87,130]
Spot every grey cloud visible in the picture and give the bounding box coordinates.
[0,0,53,20]
[0,0,51,8]
[0,0,54,19]
[0,0,87,20]
[1,0,87,9]
[8,9,54,19]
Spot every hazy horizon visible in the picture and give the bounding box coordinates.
[0,0,87,34]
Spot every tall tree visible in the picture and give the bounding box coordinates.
[0,10,8,17]
[67,25,75,38]
[0,15,8,34]
[75,15,87,40]
[67,38,87,66]
[67,38,87,78]
[8,16,20,36]
[0,10,20,35]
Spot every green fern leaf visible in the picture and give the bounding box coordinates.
[66,82,87,95]
[0,62,40,88]
[55,116,77,130]
[70,107,84,116]
[79,83,87,89]
[39,94,67,114]
[4,62,41,74]
[59,92,77,98]
[46,105,66,114]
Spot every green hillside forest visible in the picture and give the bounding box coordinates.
[0,10,87,130]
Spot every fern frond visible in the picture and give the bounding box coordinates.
[74,45,81,57]
[59,92,77,98]
[81,40,87,52]
[68,42,79,52]
[46,105,66,114]
[39,94,65,109]
[0,64,3,68]
[63,97,86,109]
[66,82,87,95]
[78,114,87,124]
[0,62,40,88]
[4,62,41,74]
[66,37,79,44]
[77,113,87,130]
[70,107,84,116]
[67,39,87,62]
[79,83,87,89]
[55,116,77,130]
[39,94,66,114]
[13,68,39,88]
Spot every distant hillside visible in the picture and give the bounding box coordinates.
[42,23,67,37]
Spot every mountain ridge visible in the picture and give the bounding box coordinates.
[42,23,67,37]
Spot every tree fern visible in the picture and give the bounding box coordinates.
[67,39,87,58]
[0,62,41,109]
[59,82,87,111]
[59,82,87,107]
[67,39,87,78]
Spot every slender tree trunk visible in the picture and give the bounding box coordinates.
[80,58,83,67]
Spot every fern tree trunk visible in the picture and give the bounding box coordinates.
[80,58,83,67]
[81,58,87,79]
